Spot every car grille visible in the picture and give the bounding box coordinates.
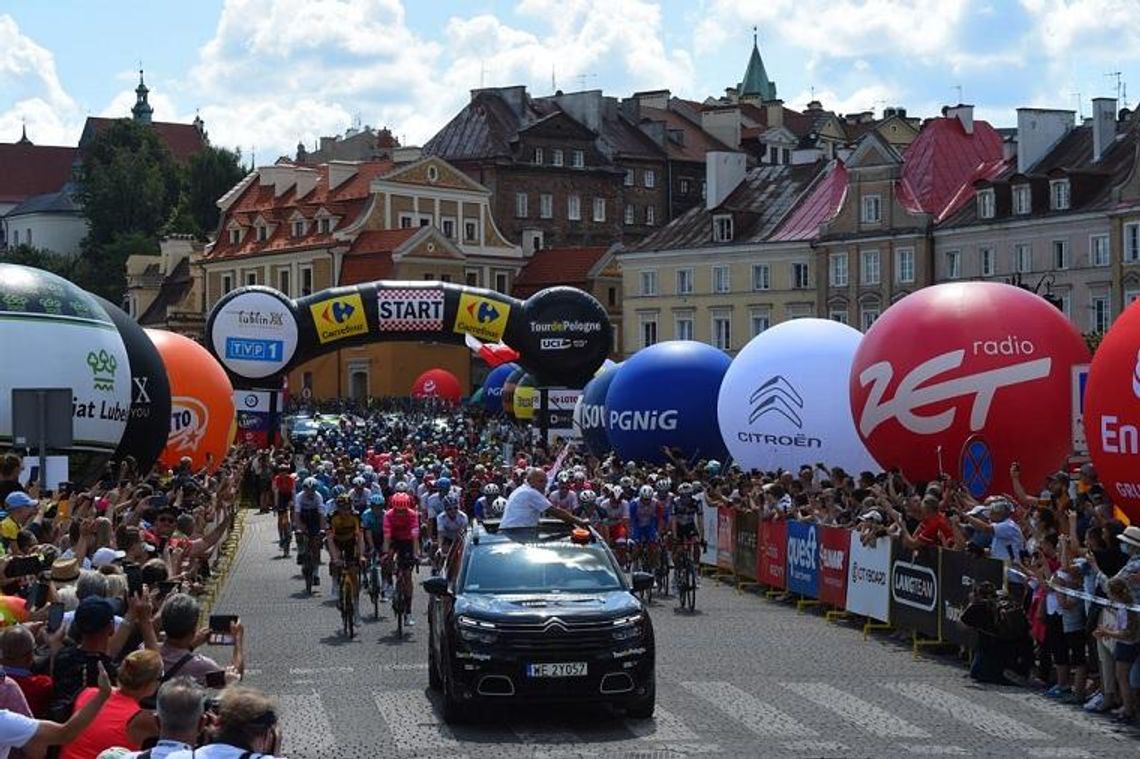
[495,617,617,653]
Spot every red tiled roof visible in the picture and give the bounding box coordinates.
[0,144,77,203]
[82,118,206,163]
[770,160,848,241]
[513,246,608,296]
[348,228,418,254]
[341,252,394,285]
[899,117,1003,217]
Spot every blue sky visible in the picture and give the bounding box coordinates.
[3,1,1139,161]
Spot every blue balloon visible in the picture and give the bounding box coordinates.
[481,364,517,414]
[580,364,622,457]
[605,341,730,464]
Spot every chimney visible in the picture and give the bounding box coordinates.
[1016,108,1075,173]
[706,151,747,210]
[944,104,974,134]
[633,89,670,111]
[552,90,604,133]
[1092,97,1118,162]
[327,160,358,191]
[294,167,319,199]
[765,99,784,129]
[392,146,422,163]
[701,107,741,150]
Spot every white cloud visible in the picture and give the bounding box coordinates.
[785,84,899,119]
[1020,0,1140,61]
[0,14,82,145]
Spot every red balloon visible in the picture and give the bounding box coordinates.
[147,329,235,473]
[850,283,1089,496]
[1084,301,1140,522]
[411,368,462,404]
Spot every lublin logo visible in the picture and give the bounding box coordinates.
[86,350,118,392]
[749,376,804,428]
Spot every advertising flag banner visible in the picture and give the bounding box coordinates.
[818,527,851,608]
[890,542,940,638]
[716,507,735,571]
[758,520,787,589]
[734,509,759,581]
[846,535,891,623]
[940,549,1005,646]
[786,521,820,598]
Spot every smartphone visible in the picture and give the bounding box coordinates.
[204,669,228,689]
[47,602,65,633]
[208,614,238,646]
[27,465,40,486]
[4,555,44,578]
[124,563,143,597]
[26,580,48,610]
[157,580,180,596]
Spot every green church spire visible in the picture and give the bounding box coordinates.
[739,27,777,102]
[132,68,153,125]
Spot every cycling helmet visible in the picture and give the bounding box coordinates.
[443,494,460,510]
[332,485,346,496]
[483,483,501,497]
[368,492,385,506]
[352,476,365,486]
[677,482,694,496]
[297,469,310,480]
[392,464,405,475]
[619,476,634,489]
[413,466,425,478]
[578,489,597,504]
[638,485,654,499]
[557,472,571,485]
[691,481,704,493]
[437,477,452,492]
[706,460,722,475]
[302,477,318,490]
[393,481,410,493]
[489,497,508,518]
[655,478,671,493]
[647,473,659,483]
[334,494,352,508]
[573,471,586,482]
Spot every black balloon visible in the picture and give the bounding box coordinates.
[95,296,172,473]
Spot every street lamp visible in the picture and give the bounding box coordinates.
[1005,272,1062,311]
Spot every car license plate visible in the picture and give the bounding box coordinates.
[527,662,588,678]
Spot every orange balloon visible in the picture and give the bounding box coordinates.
[146,329,235,473]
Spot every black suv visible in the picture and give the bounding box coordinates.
[424,519,655,722]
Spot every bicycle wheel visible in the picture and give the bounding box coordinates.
[685,564,697,611]
[370,565,381,619]
[304,555,314,595]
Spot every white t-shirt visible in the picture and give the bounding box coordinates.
[165,745,280,759]
[499,485,551,529]
[0,709,38,759]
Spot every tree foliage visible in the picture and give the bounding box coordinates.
[0,244,80,280]
[176,146,245,239]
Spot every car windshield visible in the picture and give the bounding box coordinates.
[462,542,623,594]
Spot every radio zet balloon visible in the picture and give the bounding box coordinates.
[850,283,1089,496]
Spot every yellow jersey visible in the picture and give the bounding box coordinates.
[329,511,361,545]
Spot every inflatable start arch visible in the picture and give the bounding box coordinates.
[206,282,612,389]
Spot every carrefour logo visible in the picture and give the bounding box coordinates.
[323,300,356,324]
[308,293,367,344]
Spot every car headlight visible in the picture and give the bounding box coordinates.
[612,613,643,641]
[457,615,498,644]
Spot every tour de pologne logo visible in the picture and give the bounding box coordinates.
[749,376,804,428]
[86,350,118,392]
[169,397,210,452]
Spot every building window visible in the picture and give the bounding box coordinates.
[320,217,333,234]
[712,312,731,350]
[640,270,657,296]
[750,310,770,336]
[945,250,961,279]
[466,270,480,287]
[552,149,564,167]
[593,198,606,223]
[829,253,848,287]
[422,273,435,281]
[712,265,730,294]
[752,264,770,291]
[676,268,694,295]
[712,214,733,242]
[442,218,456,239]
[675,314,694,341]
[792,262,809,289]
[980,245,995,277]
[700,181,706,200]
[534,147,544,164]
[11,230,17,246]
[540,193,553,219]
[1092,234,1110,267]
[567,194,581,221]
[624,169,634,186]
[1053,240,1069,270]
[464,219,479,243]
[830,308,849,324]
[644,170,656,188]
[861,194,882,224]
[572,150,585,168]
[529,231,544,252]
[645,206,656,226]
[1059,291,1072,317]
[861,250,880,285]
[399,214,414,229]
[300,266,313,296]
[640,314,658,347]
[494,271,509,293]
[229,228,240,245]
[1050,179,1071,210]
[607,287,616,307]
[515,192,528,218]
[221,274,233,294]
[245,271,257,286]
[292,220,305,238]
[1091,295,1111,333]
[1125,223,1140,262]
[278,269,290,296]
[977,189,995,219]
[860,307,880,331]
[1014,243,1032,273]
[418,216,431,227]
[895,247,915,284]
[439,274,452,283]
[680,178,691,194]
[1013,185,1031,215]
[624,205,635,225]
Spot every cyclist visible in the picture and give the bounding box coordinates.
[361,492,388,599]
[425,478,451,539]
[630,484,663,571]
[327,495,365,620]
[272,464,295,556]
[293,477,326,588]
[670,482,704,566]
[573,489,606,530]
[473,483,500,520]
[348,476,372,514]
[548,473,577,511]
[383,489,421,628]
[434,495,468,571]
[600,484,630,564]
[486,495,508,519]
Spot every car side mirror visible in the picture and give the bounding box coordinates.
[631,572,654,593]
[422,576,451,597]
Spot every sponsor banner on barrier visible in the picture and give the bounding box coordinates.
[716,507,734,571]
[235,390,272,413]
[700,503,718,567]
[309,293,367,344]
[786,521,820,597]
[734,509,759,581]
[846,535,891,623]
[818,527,850,608]
[940,549,1005,647]
[758,520,786,589]
[890,542,940,638]
[377,288,444,331]
[454,293,509,342]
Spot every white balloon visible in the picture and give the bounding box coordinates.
[717,318,880,474]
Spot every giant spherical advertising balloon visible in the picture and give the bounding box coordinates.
[720,319,879,474]
[513,374,537,420]
[147,329,235,473]
[579,363,622,457]
[411,368,462,404]
[502,367,525,417]
[0,265,132,485]
[95,296,171,473]
[850,283,1089,496]
[1084,301,1140,522]
[605,341,729,464]
[481,364,516,414]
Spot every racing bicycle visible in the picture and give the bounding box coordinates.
[672,537,699,612]
[335,558,359,638]
[295,529,324,595]
[365,550,382,619]
[390,551,419,637]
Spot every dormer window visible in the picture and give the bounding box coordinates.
[977,189,995,219]
[256,224,268,242]
[552,149,564,167]
[292,219,306,238]
[571,150,585,168]
[1013,185,1031,215]
[1050,179,1070,210]
[861,194,882,224]
[229,228,241,245]
[712,214,733,243]
[319,218,332,234]
[534,147,544,164]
